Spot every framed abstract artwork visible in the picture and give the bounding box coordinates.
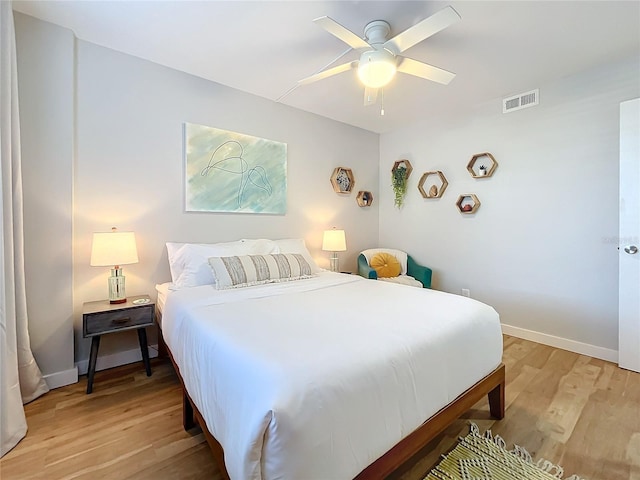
[184,123,287,214]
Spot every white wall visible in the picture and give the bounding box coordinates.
[71,41,379,362]
[16,14,379,377]
[379,56,640,358]
[14,13,77,388]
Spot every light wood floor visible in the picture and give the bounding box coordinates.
[1,336,638,480]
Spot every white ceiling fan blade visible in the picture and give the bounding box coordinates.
[314,16,371,50]
[397,57,456,85]
[364,86,378,106]
[384,6,461,55]
[298,61,358,86]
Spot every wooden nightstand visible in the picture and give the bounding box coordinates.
[82,295,155,394]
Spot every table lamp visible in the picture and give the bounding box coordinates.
[322,228,347,272]
[90,227,139,304]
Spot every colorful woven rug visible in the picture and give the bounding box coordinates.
[424,423,585,480]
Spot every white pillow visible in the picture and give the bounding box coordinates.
[239,239,280,254]
[209,253,314,289]
[166,239,278,288]
[273,238,321,273]
[166,242,186,285]
[361,248,408,275]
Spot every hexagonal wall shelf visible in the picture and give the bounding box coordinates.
[467,152,498,178]
[391,159,413,179]
[356,191,374,207]
[330,167,355,194]
[456,194,481,214]
[418,171,448,199]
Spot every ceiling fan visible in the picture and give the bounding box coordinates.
[298,6,461,108]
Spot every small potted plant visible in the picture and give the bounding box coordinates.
[392,165,409,208]
[478,164,488,176]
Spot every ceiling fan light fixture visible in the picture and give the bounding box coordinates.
[357,50,396,89]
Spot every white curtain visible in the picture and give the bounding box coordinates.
[1,1,49,458]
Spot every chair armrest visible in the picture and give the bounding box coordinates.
[407,255,432,288]
[357,254,377,279]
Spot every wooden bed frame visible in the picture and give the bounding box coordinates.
[157,317,505,480]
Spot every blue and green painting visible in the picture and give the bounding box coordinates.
[185,123,287,214]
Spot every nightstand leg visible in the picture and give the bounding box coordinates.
[137,328,152,376]
[87,336,100,394]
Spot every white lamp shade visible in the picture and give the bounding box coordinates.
[358,50,397,88]
[90,230,139,267]
[322,229,347,252]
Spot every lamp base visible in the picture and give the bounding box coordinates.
[108,267,127,304]
[329,253,339,273]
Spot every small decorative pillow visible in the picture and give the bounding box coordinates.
[370,252,401,278]
[362,248,408,275]
[273,238,321,273]
[167,239,278,289]
[209,253,314,289]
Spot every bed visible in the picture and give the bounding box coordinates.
[156,239,505,479]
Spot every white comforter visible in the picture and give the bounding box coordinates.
[161,272,502,480]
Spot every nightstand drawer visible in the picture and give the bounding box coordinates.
[84,305,153,336]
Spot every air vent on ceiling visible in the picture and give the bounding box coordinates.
[503,89,539,113]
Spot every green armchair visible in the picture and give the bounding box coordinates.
[357,249,432,288]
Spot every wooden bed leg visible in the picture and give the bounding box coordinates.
[158,335,168,359]
[488,368,505,419]
[183,391,196,430]
[156,321,168,359]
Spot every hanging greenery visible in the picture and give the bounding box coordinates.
[392,165,409,208]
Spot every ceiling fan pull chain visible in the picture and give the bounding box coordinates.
[380,88,385,116]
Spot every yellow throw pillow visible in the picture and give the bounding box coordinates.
[370,252,401,278]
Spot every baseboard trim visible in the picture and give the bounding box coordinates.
[44,367,79,389]
[501,323,618,363]
[76,344,159,376]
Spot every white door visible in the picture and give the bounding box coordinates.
[619,98,640,372]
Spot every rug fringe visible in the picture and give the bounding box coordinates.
[468,423,586,480]
[536,458,564,477]
[512,444,533,463]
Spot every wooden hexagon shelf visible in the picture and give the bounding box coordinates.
[456,194,481,214]
[467,152,498,178]
[330,167,355,194]
[418,171,448,199]
[391,159,413,179]
[356,191,374,207]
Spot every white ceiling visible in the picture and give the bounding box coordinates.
[13,0,640,134]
